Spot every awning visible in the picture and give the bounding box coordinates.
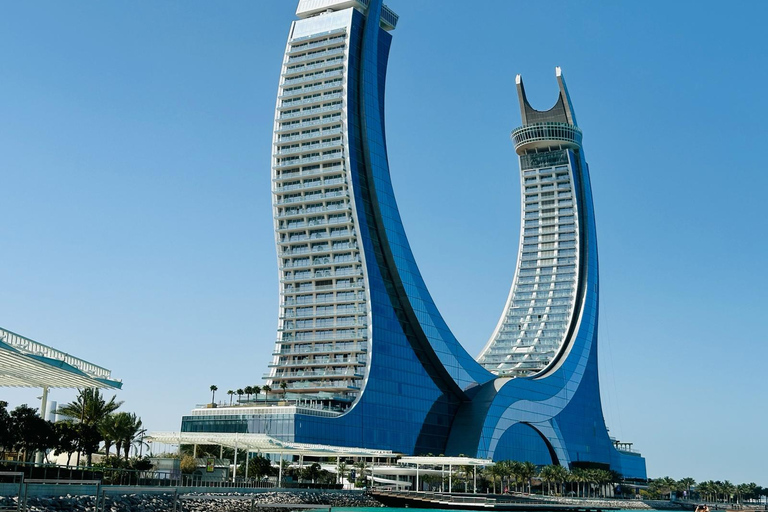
[0,327,122,389]
[146,431,398,458]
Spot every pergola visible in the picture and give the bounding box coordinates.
[1,326,122,464]
[0,327,122,391]
[398,456,494,493]
[145,431,399,484]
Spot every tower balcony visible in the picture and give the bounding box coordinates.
[512,122,582,155]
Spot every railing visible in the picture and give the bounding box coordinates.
[275,116,342,134]
[274,164,343,182]
[280,81,343,100]
[283,59,344,78]
[277,127,343,143]
[512,122,582,151]
[276,206,351,221]
[281,69,344,87]
[279,93,343,112]
[273,343,367,355]
[289,28,346,45]
[286,47,345,65]
[274,175,344,190]
[281,307,366,319]
[280,330,368,343]
[0,327,114,380]
[287,34,346,55]
[278,105,341,121]
[281,269,363,282]
[275,151,343,168]
[281,292,365,305]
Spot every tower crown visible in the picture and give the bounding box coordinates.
[512,68,581,155]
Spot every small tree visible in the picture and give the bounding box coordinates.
[301,462,321,483]
[227,390,235,406]
[53,421,80,466]
[338,461,349,485]
[242,454,275,481]
[0,401,17,458]
[180,454,197,474]
[236,389,244,404]
[354,460,369,487]
[10,404,55,462]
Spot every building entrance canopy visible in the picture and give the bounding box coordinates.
[0,327,122,389]
[146,431,398,459]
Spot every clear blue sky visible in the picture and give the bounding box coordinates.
[2,1,766,484]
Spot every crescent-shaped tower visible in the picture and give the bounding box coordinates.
[178,0,647,480]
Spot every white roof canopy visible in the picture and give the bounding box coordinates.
[398,456,494,466]
[0,327,121,389]
[146,432,399,458]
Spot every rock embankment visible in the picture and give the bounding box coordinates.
[0,490,384,512]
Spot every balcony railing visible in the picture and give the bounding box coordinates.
[276,115,342,134]
[274,151,344,170]
[287,34,346,55]
[279,93,343,112]
[282,69,344,87]
[280,81,343,100]
[277,127,343,144]
[286,47,345,65]
[512,122,582,152]
[278,105,341,122]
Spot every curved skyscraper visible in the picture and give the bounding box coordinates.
[179,0,647,480]
[477,70,583,378]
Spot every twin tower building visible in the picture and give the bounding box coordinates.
[182,0,647,479]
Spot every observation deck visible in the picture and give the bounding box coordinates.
[511,122,582,155]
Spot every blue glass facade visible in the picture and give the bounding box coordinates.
[181,0,646,480]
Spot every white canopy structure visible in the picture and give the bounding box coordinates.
[398,456,493,493]
[0,327,122,389]
[145,431,396,459]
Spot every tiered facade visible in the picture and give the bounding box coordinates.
[269,23,370,406]
[478,72,583,377]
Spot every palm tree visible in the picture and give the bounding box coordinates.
[571,468,587,497]
[337,461,348,485]
[262,384,272,403]
[721,481,736,504]
[539,465,557,495]
[210,385,218,404]
[236,388,244,404]
[519,461,536,494]
[57,388,123,426]
[98,413,121,456]
[280,381,288,395]
[507,460,523,492]
[354,459,369,487]
[497,460,514,492]
[244,386,253,402]
[678,477,696,500]
[488,463,504,494]
[552,465,569,496]
[698,481,715,502]
[227,390,235,406]
[253,385,262,403]
[111,412,146,459]
[57,388,123,466]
